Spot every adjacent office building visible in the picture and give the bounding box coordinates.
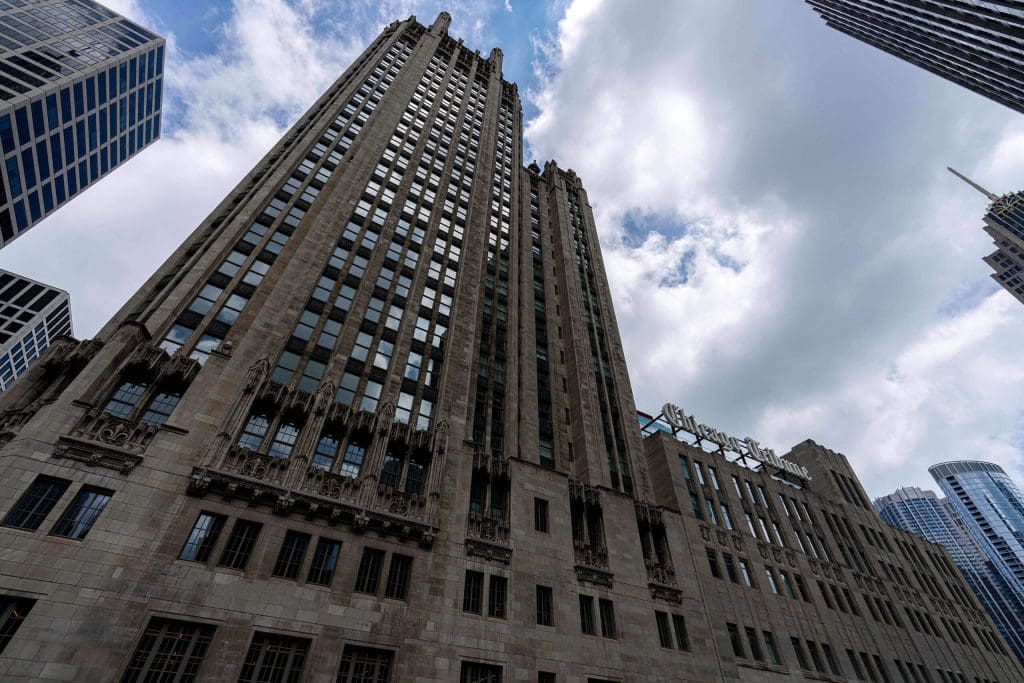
[0,0,165,247]
[0,13,1021,682]
[806,0,1024,114]
[0,269,72,392]
[948,168,1024,306]
[876,486,1024,664]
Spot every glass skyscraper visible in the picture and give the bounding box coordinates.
[807,0,1024,114]
[0,0,165,247]
[0,268,72,391]
[931,462,1024,597]
[876,485,1024,664]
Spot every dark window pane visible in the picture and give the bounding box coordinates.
[307,538,342,586]
[0,596,35,655]
[2,476,69,530]
[218,519,262,570]
[534,498,548,533]
[51,487,112,539]
[238,632,310,683]
[579,595,595,634]
[460,662,502,683]
[598,599,616,639]
[383,554,412,600]
[119,617,215,683]
[179,512,225,562]
[462,570,483,614]
[487,576,507,619]
[536,585,553,626]
[337,645,393,683]
[272,531,310,580]
[354,547,385,594]
[655,611,672,648]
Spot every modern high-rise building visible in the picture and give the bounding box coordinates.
[949,168,1024,306]
[0,12,1021,682]
[0,0,165,247]
[806,0,1024,114]
[0,268,72,392]
[875,486,1024,664]
[931,461,1024,600]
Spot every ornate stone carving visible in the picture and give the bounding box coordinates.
[223,445,290,486]
[472,450,509,478]
[52,438,143,474]
[645,560,677,587]
[574,541,609,570]
[649,583,683,604]
[468,511,509,544]
[68,409,159,454]
[575,564,614,588]
[244,358,270,392]
[466,538,512,564]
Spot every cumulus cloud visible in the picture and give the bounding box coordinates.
[525,1,1024,494]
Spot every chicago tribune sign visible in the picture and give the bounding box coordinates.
[661,403,811,481]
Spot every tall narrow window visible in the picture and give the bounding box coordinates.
[655,611,672,648]
[536,585,553,626]
[338,645,393,683]
[2,476,69,530]
[463,570,483,614]
[120,617,215,683]
[268,421,301,458]
[672,614,689,651]
[340,440,367,478]
[312,433,340,470]
[179,512,225,562]
[50,487,112,540]
[238,413,270,450]
[217,519,262,570]
[598,599,616,639]
[272,531,310,580]
[380,451,401,488]
[104,381,147,418]
[745,627,764,661]
[727,622,744,657]
[354,547,385,594]
[579,595,595,634]
[763,630,782,665]
[0,596,36,655]
[384,554,412,600]
[534,498,549,533]
[706,548,720,579]
[238,632,310,683]
[487,576,507,618]
[791,638,809,670]
[307,538,342,586]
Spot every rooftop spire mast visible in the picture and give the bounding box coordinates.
[948,166,999,201]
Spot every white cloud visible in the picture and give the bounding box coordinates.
[525,0,1024,495]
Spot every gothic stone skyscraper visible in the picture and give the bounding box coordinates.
[0,0,165,247]
[806,0,1024,114]
[0,13,1022,683]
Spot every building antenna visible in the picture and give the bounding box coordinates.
[947,166,999,201]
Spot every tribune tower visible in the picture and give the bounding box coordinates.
[0,12,1021,683]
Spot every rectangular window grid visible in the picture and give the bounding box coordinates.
[307,538,342,586]
[2,476,69,530]
[217,519,261,570]
[238,632,310,683]
[50,486,112,539]
[383,554,412,600]
[119,617,215,683]
[354,547,385,594]
[0,596,35,655]
[272,531,310,580]
[337,644,393,683]
[179,512,225,563]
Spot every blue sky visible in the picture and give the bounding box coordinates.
[2,0,1023,497]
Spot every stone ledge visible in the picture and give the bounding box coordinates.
[52,436,144,474]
